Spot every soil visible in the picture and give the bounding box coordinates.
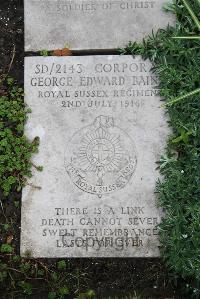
[0,1,187,298]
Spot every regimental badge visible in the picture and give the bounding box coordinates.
[65,115,137,197]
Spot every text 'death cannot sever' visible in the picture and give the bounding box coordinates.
[21,56,169,257]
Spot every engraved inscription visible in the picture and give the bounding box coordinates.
[28,61,160,112]
[25,0,175,51]
[65,115,137,197]
[21,56,169,257]
[44,1,157,14]
[40,204,159,252]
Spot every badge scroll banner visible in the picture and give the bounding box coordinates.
[21,55,169,258]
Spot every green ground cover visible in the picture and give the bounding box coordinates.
[121,0,200,296]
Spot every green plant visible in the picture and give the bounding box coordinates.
[121,0,200,297]
[57,260,67,270]
[40,49,49,56]
[104,292,142,299]
[0,77,39,196]
[165,0,200,106]
[75,289,96,299]
[0,244,13,254]
[18,281,33,295]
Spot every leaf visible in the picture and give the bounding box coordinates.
[51,272,58,281]
[197,0,200,8]
[59,286,69,295]
[86,289,96,298]
[3,224,10,231]
[1,244,13,253]
[57,260,67,270]
[7,77,14,85]
[48,292,57,299]
[158,154,177,169]
[40,50,49,56]
[163,88,200,107]
[182,0,200,31]
[18,281,32,295]
[172,36,200,39]
[163,2,175,12]
[172,129,193,144]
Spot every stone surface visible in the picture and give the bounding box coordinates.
[25,0,174,51]
[21,55,169,258]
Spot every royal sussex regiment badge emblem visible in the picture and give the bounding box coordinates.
[65,116,137,197]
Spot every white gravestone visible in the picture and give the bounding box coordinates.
[21,55,169,257]
[25,0,174,51]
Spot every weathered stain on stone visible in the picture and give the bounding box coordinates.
[21,56,170,257]
[24,0,175,51]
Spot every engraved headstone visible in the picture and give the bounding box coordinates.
[21,55,169,257]
[25,0,174,51]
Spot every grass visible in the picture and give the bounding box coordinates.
[120,0,200,296]
[0,77,40,196]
